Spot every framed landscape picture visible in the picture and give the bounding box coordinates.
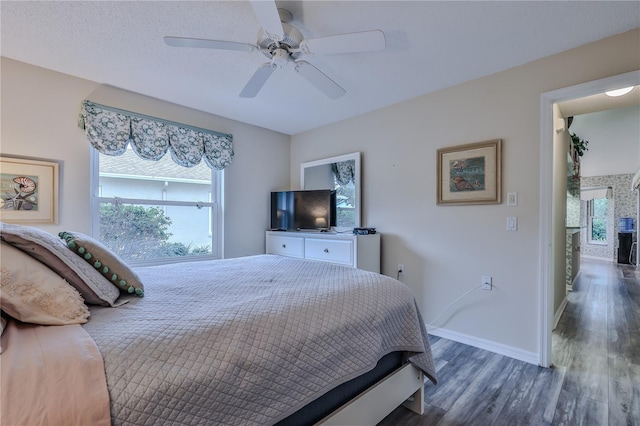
[0,155,60,224]
[437,139,502,205]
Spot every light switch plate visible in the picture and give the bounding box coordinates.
[507,192,518,206]
[506,217,518,231]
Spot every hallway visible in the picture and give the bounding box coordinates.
[552,258,640,424]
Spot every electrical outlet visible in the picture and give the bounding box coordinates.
[397,264,405,274]
[481,275,492,291]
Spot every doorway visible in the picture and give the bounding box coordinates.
[538,70,640,367]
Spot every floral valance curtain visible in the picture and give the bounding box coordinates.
[331,160,355,186]
[78,100,234,170]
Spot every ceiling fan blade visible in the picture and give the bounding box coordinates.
[249,0,284,41]
[301,30,386,55]
[294,61,346,99]
[164,36,256,53]
[239,63,278,98]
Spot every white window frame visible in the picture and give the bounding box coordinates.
[89,149,223,266]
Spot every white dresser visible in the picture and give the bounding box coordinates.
[265,231,380,273]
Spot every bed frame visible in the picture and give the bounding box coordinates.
[317,363,424,425]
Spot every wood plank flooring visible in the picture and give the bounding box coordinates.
[378,259,640,425]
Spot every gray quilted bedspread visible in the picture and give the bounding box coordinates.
[83,255,436,426]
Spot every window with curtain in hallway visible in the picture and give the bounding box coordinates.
[587,197,608,244]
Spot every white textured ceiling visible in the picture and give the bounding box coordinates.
[2,1,639,135]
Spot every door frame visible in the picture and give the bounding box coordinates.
[538,70,640,367]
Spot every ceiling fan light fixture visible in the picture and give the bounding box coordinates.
[272,48,290,67]
[605,86,634,97]
[257,23,303,60]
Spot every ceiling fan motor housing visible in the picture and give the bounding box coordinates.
[258,22,303,60]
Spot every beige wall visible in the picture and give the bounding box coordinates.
[0,57,291,259]
[291,29,640,357]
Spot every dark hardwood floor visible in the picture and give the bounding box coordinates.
[378,259,640,425]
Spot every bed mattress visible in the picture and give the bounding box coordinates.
[83,255,436,425]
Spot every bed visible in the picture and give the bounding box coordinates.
[1,223,437,425]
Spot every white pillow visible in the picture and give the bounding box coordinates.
[0,242,90,325]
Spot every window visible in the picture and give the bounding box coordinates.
[91,148,221,265]
[587,197,608,244]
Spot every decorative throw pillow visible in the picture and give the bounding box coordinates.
[0,242,90,325]
[0,313,6,354]
[59,231,144,297]
[0,222,120,306]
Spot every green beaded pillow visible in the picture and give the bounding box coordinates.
[59,231,144,297]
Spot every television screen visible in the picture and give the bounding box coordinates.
[270,190,335,231]
[294,190,332,230]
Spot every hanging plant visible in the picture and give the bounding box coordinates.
[570,133,589,157]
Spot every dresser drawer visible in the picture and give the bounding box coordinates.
[304,239,353,266]
[266,234,304,258]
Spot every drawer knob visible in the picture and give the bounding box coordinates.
[282,244,286,248]
[324,248,329,253]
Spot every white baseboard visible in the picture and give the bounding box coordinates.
[581,254,613,262]
[572,269,581,287]
[553,296,568,330]
[427,326,538,365]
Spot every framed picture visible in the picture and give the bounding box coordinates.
[0,155,60,224]
[437,139,502,205]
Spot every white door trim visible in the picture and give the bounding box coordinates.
[538,70,640,367]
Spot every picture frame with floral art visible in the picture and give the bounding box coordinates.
[437,139,502,205]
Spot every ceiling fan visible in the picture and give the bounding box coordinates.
[164,0,385,99]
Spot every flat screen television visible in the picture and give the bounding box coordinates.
[270,190,336,231]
